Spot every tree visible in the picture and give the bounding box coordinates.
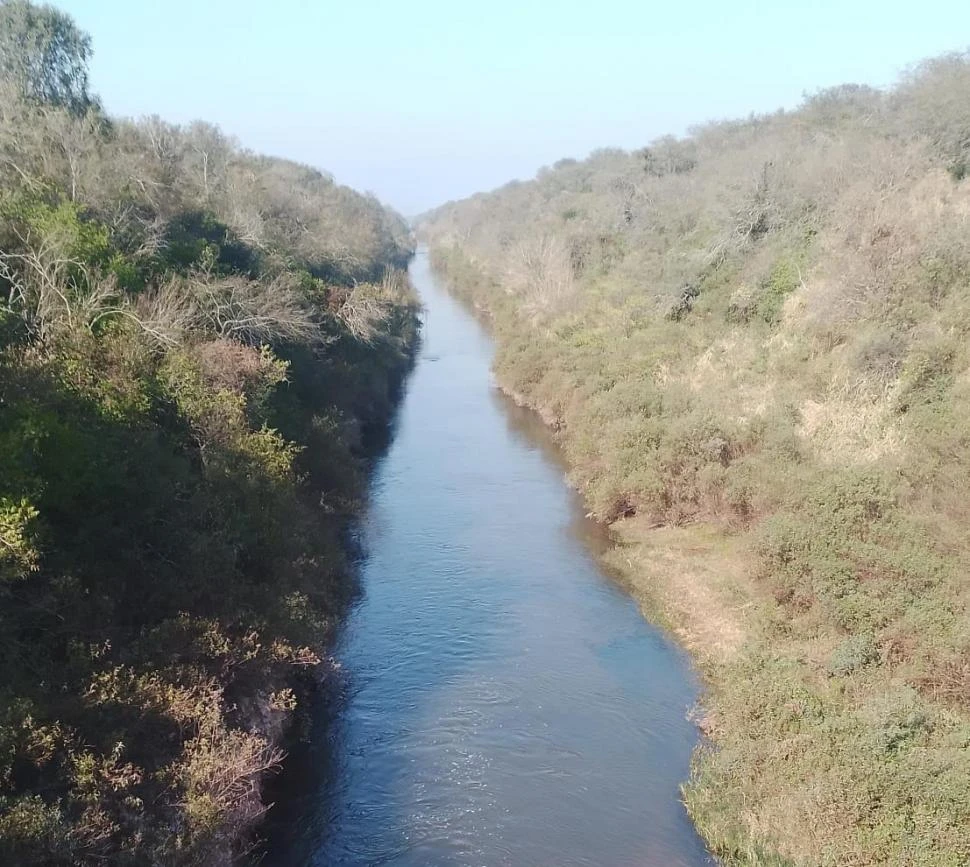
[0,0,91,111]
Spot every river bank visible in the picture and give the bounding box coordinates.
[422,236,970,866]
[262,250,714,866]
[420,244,797,863]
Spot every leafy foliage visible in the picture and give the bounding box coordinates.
[0,0,91,111]
[0,4,418,864]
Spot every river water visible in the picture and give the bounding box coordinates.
[267,251,714,866]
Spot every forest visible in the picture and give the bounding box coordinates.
[420,54,970,865]
[0,1,418,863]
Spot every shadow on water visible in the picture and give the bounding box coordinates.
[258,352,421,865]
[260,249,716,866]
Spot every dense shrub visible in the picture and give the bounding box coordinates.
[0,4,418,863]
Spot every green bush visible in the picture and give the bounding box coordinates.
[0,5,419,863]
[828,635,879,676]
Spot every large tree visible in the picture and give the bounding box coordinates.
[0,0,91,111]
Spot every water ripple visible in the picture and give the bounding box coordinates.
[266,253,715,866]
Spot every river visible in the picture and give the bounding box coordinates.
[265,250,715,866]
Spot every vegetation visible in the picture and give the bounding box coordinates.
[420,53,970,865]
[0,2,417,863]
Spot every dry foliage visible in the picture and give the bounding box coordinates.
[421,51,970,867]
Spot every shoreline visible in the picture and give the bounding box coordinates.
[249,308,423,863]
[446,272,730,857]
[421,234,970,864]
[420,244,795,864]
[494,379,739,858]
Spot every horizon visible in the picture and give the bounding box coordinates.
[57,0,970,215]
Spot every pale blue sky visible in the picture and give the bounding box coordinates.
[58,0,969,215]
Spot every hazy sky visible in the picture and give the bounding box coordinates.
[58,0,968,215]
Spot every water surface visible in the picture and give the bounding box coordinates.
[269,251,714,866]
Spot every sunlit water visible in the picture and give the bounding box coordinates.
[265,251,714,866]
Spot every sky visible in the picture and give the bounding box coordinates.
[57,0,970,216]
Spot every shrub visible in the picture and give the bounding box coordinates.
[828,635,879,676]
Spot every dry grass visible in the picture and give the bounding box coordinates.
[798,386,905,465]
[606,519,752,665]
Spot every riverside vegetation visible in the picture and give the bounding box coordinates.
[0,2,418,863]
[421,54,970,866]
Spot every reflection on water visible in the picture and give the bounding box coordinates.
[492,389,617,560]
[265,250,715,866]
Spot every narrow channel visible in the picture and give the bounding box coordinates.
[269,250,715,866]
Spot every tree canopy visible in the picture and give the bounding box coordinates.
[0,0,92,111]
